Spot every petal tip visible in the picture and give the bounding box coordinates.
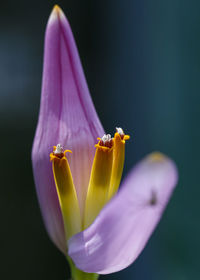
[48,5,65,25]
[147,151,166,162]
[148,151,178,185]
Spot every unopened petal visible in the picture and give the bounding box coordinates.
[68,152,178,274]
[32,6,104,252]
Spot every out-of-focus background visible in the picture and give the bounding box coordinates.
[0,0,199,279]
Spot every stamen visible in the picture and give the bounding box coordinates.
[51,144,72,160]
[107,127,130,199]
[50,145,81,240]
[53,143,64,157]
[116,127,124,136]
[84,134,114,229]
[102,134,112,143]
[99,134,113,148]
[115,127,130,141]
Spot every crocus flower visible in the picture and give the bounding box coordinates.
[32,5,178,280]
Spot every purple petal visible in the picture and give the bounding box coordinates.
[68,152,178,274]
[32,6,104,252]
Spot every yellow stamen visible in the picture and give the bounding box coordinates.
[50,147,81,240]
[83,140,114,229]
[108,130,130,199]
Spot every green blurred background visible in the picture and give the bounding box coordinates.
[0,0,199,279]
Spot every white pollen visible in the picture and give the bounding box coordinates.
[101,134,112,144]
[54,144,63,155]
[116,127,124,135]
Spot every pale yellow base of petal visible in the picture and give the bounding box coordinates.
[67,257,99,280]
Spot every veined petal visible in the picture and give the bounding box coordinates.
[68,152,178,274]
[32,6,104,252]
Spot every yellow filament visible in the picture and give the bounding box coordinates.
[108,132,130,200]
[83,143,113,229]
[50,151,81,240]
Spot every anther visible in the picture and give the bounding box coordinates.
[115,127,130,141]
[53,144,64,158]
[99,134,113,148]
[116,127,124,136]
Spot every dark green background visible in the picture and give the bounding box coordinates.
[0,0,199,279]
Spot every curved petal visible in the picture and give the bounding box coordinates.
[32,6,104,252]
[68,152,178,274]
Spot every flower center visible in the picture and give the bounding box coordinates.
[50,127,130,240]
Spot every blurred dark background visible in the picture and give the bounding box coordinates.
[0,0,199,279]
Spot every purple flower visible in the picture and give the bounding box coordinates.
[32,5,178,279]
